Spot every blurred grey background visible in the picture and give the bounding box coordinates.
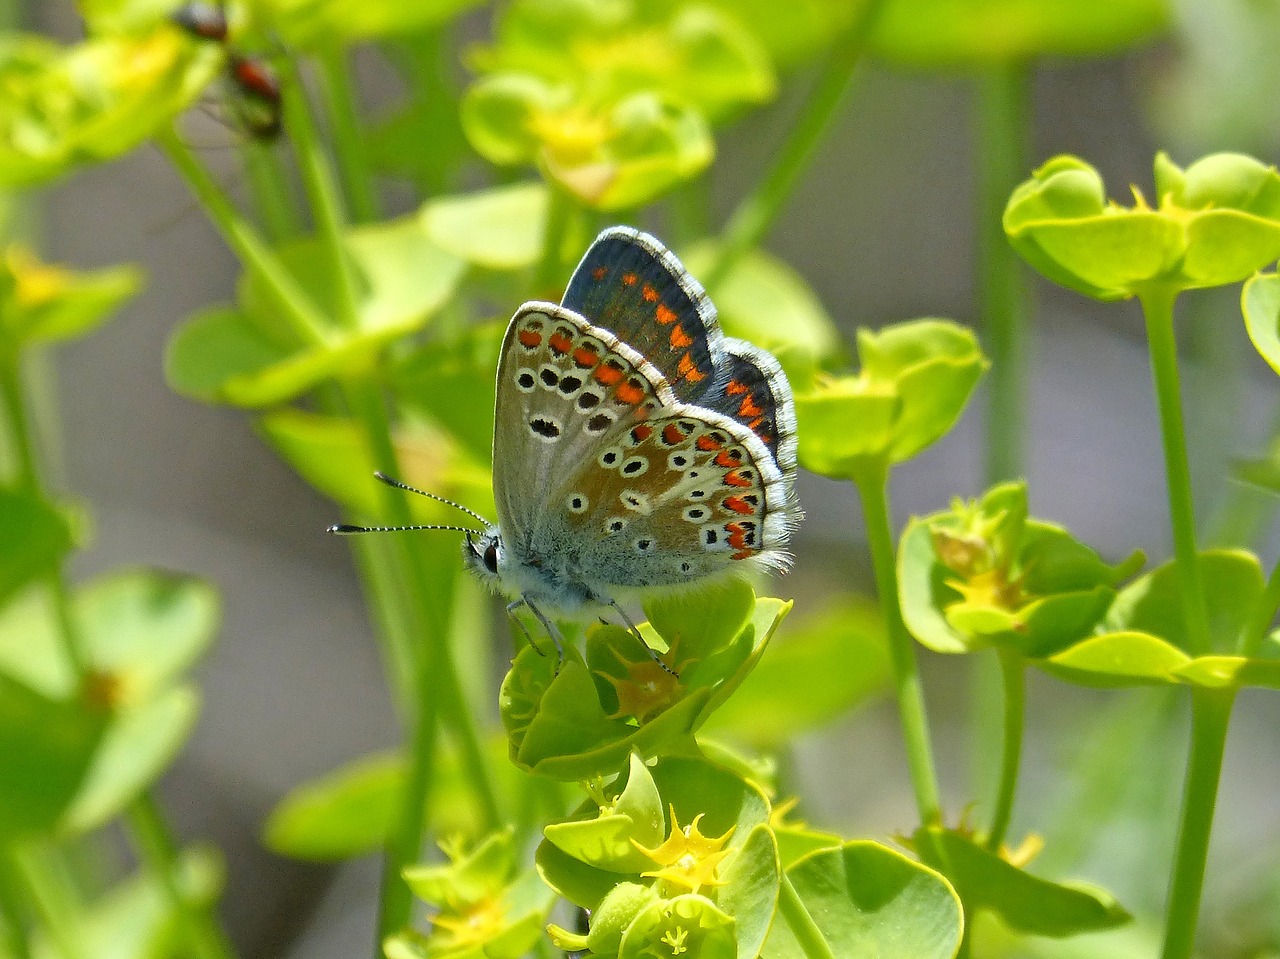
[27,1,1280,955]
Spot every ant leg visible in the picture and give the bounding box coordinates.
[505,599,543,656]
[608,600,678,678]
[523,597,566,673]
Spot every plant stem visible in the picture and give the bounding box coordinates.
[126,794,238,959]
[1161,688,1234,959]
[777,873,836,959]
[240,141,302,244]
[703,0,888,291]
[8,851,83,959]
[315,46,381,224]
[283,73,362,333]
[532,186,576,298]
[855,464,943,825]
[984,649,1025,851]
[975,63,1031,486]
[1139,285,1211,655]
[157,127,332,346]
[0,855,32,959]
[1239,550,1280,657]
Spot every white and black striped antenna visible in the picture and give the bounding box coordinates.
[326,472,489,536]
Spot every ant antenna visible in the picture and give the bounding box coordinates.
[328,523,481,536]
[372,471,490,525]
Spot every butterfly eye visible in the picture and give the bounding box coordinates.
[483,542,499,574]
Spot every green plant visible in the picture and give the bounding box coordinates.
[5,2,1280,959]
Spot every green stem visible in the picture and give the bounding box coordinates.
[157,127,332,346]
[283,72,362,332]
[126,794,238,959]
[240,141,302,244]
[9,851,84,959]
[854,464,943,825]
[976,63,1031,485]
[703,0,888,291]
[984,649,1025,851]
[532,186,576,298]
[0,855,32,959]
[1161,688,1234,959]
[777,873,836,959]
[316,46,381,224]
[1240,552,1280,658]
[343,384,501,946]
[1139,285,1211,655]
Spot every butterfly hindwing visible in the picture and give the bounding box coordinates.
[492,303,674,552]
[701,339,798,480]
[544,406,795,590]
[562,227,721,403]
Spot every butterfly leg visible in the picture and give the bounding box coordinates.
[505,599,544,657]
[607,600,678,678]
[522,595,566,671]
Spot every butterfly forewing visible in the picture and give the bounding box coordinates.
[493,303,674,552]
[562,227,722,403]
[544,407,794,589]
[701,339,798,480]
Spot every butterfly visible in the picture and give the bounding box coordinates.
[333,227,801,671]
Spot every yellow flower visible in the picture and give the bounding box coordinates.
[632,806,735,894]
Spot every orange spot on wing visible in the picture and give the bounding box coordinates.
[715,449,743,469]
[669,324,693,349]
[622,272,638,286]
[726,379,748,395]
[748,416,766,433]
[724,470,752,488]
[677,353,707,383]
[631,424,653,443]
[642,284,659,302]
[574,345,600,368]
[723,495,754,515]
[549,332,573,355]
[592,266,608,280]
[655,303,678,325]
[696,434,723,452]
[663,423,685,446]
[738,395,764,418]
[615,381,645,405]
[731,548,756,561]
[726,522,750,548]
[594,360,625,385]
[517,329,542,348]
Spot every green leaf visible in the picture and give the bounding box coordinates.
[645,578,756,667]
[703,595,890,744]
[389,320,505,463]
[1105,549,1263,654]
[1039,631,1191,687]
[913,826,1130,938]
[258,408,493,523]
[1006,152,1280,300]
[1244,271,1280,377]
[0,248,142,350]
[718,823,781,959]
[419,182,548,270]
[681,243,843,383]
[543,754,666,874]
[649,755,772,848]
[870,0,1168,66]
[0,675,106,841]
[765,841,963,958]
[264,741,529,861]
[31,845,224,959]
[0,487,72,606]
[1171,654,1280,690]
[61,686,200,834]
[167,221,464,407]
[256,0,483,48]
[536,838,623,911]
[0,31,221,187]
[796,319,988,479]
